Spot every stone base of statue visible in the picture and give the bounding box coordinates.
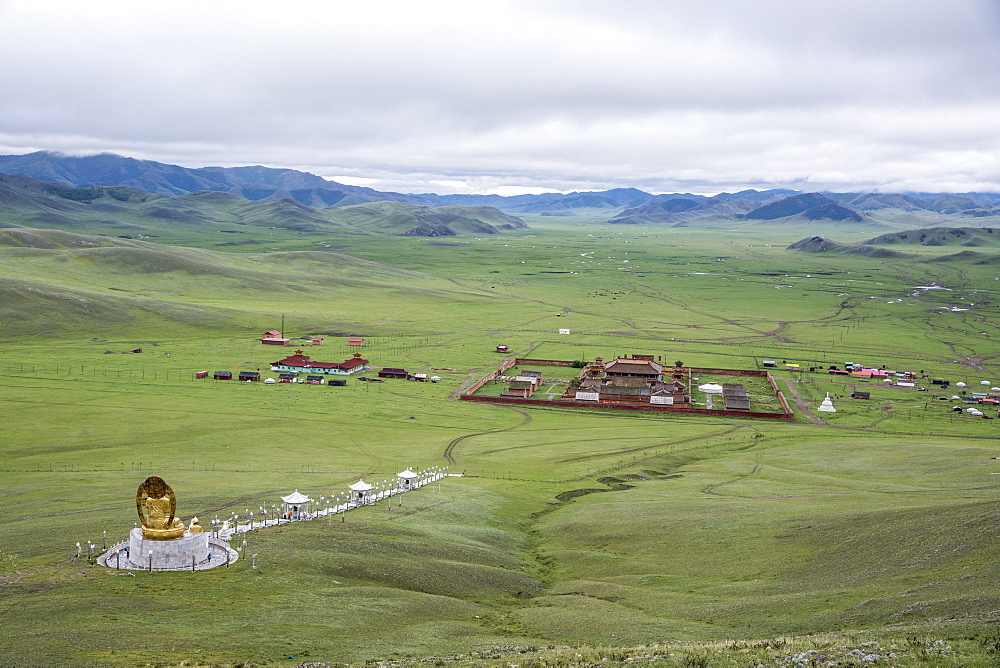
[141,525,186,540]
[128,527,209,569]
[98,531,237,571]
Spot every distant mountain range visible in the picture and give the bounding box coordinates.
[3,152,1000,227]
[0,151,434,207]
[611,192,1000,227]
[0,172,527,238]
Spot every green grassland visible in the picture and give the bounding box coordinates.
[0,217,998,666]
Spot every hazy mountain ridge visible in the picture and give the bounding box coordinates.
[608,195,769,225]
[0,173,527,237]
[4,153,1000,228]
[610,190,1000,228]
[0,151,436,208]
[739,193,865,222]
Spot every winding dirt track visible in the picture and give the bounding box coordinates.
[443,406,532,464]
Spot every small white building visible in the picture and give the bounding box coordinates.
[349,478,374,505]
[281,490,312,520]
[397,468,420,491]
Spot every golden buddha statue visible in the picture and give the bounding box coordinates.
[188,517,204,533]
[136,476,186,539]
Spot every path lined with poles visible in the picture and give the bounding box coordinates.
[97,466,453,571]
[227,465,451,535]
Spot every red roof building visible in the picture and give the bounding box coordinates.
[604,356,664,380]
[271,351,368,375]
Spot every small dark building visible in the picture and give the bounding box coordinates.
[722,383,749,411]
[850,391,871,399]
[328,378,347,387]
[723,395,751,410]
[502,379,535,398]
[238,371,261,381]
[214,371,232,380]
[378,367,408,379]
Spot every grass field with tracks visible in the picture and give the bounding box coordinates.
[0,218,998,666]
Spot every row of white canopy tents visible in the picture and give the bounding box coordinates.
[225,467,450,532]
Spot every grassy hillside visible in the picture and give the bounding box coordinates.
[0,218,998,665]
[864,226,1000,247]
[787,235,914,257]
[0,229,504,338]
[326,201,528,236]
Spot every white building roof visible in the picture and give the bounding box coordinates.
[281,489,312,504]
[349,478,374,491]
[397,469,419,479]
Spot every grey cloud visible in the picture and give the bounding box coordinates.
[2,0,1000,194]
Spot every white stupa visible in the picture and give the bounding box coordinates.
[817,392,837,412]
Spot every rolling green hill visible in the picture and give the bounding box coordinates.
[741,193,866,222]
[0,228,502,338]
[327,201,528,236]
[787,235,913,257]
[863,226,1000,247]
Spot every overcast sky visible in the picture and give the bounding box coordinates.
[2,1,1000,195]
